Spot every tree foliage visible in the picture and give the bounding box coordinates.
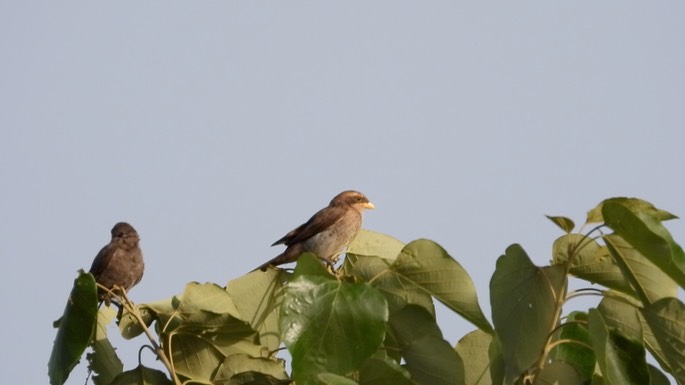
[49,197,685,385]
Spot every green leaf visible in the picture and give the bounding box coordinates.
[344,255,435,317]
[359,356,416,385]
[641,298,685,384]
[550,311,594,383]
[388,305,464,385]
[553,234,633,295]
[293,252,335,277]
[317,373,359,385]
[109,365,172,385]
[88,307,124,385]
[597,295,672,378]
[490,244,566,382]
[587,308,649,385]
[119,297,176,339]
[546,215,575,233]
[587,197,678,223]
[225,371,292,385]
[177,281,242,318]
[48,271,99,385]
[281,276,388,385]
[647,365,671,385]
[347,229,405,261]
[389,239,491,332]
[602,201,685,290]
[536,361,583,385]
[604,234,678,305]
[213,353,289,384]
[455,330,493,385]
[226,269,288,352]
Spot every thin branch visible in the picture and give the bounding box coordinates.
[98,283,182,385]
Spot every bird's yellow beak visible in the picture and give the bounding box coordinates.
[363,202,375,210]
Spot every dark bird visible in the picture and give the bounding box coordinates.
[89,222,145,303]
[257,190,375,271]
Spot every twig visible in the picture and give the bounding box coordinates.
[98,284,182,385]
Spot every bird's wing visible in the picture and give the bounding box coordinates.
[89,243,116,279]
[271,205,347,246]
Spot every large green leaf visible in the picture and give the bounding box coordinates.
[550,311,594,383]
[88,306,123,385]
[388,305,463,385]
[587,197,678,223]
[109,365,172,385]
[212,353,289,384]
[552,234,633,295]
[281,275,388,385]
[490,244,566,383]
[359,356,416,385]
[587,308,649,385]
[536,361,583,385]
[602,201,685,290]
[226,269,287,352]
[344,254,435,317]
[48,271,99,385]
[641,297,685,384]
[347,229,405,261]
[393,240,492,332]
[317,373,359,385]
[455,330,492,385]
[597,295,672,378]
[604,234,677,305]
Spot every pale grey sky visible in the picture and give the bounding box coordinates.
[1,2,684,384]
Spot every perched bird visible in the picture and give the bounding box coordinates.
[257,190,375,271]
[89,222,145,303]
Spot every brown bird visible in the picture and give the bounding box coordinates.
[89,222,145,303]
[257,190,375,271]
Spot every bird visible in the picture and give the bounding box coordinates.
[256,190,375,271]
[89,222,145,303]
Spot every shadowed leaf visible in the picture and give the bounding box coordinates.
[546,215,575,233]
[490,244,565,382]
[641,298,685,384]
[388,305,464,385]
[48,271,99,385]
[588,308,649,385]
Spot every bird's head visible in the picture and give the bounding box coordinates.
[110,222,140,243]
[331,190,375,210]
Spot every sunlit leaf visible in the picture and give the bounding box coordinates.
[344,255,435,317]
[347,229,405,261]
[88,306,123,385]
[587,197,677,223]
[602,201,685,290]
[604,234,678,305]
[388,305,463,385]
[490,244,565,382]
[227,269,287,352]
[455,330,492,385]
[48,271,99,385]
[281,275,388,385]
[553,234,633,295]
[213,353,289,384]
